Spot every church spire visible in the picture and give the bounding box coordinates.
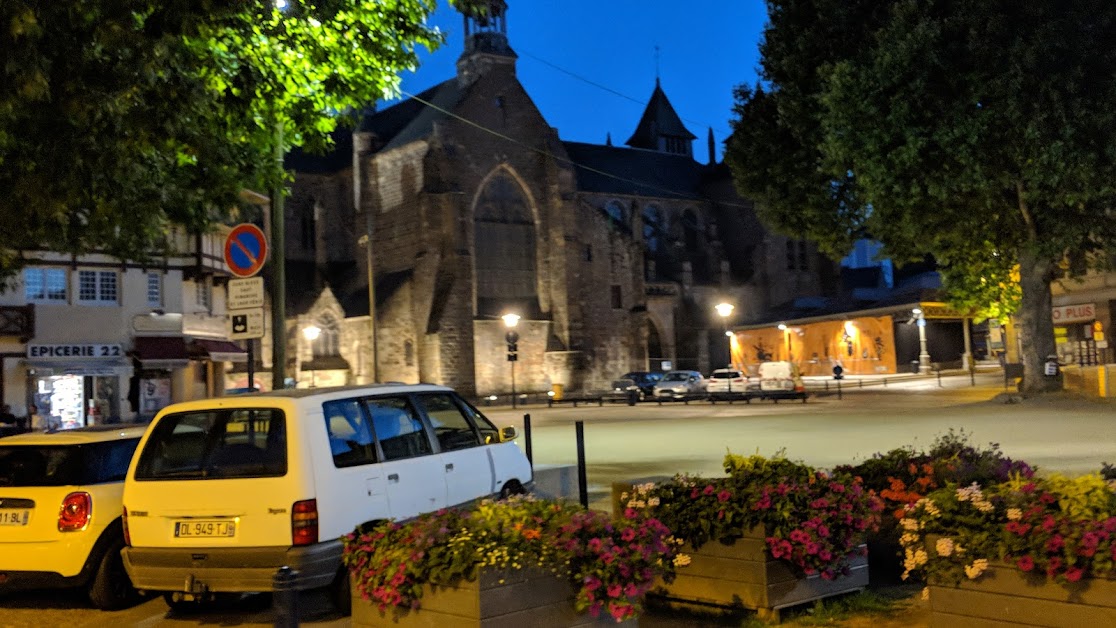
[456,1,517,84]
[625,80,696,157]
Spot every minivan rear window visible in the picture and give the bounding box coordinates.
[134,409,286,480]
[0,440,139,487]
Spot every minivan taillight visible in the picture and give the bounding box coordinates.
[122,506,131,546]
[292,499,318,546]
[59,492,92,532]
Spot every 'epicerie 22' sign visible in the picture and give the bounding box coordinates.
[27,344,124,360]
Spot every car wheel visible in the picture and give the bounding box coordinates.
[498,480,526,499]
[88,538,141,610]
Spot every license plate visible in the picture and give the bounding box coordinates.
[0,509,30,526]
[174,520,236,538]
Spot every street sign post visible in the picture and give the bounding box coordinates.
[224,224,268,278]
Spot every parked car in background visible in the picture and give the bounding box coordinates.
[603,379,641,405]
[0,425,146,609]
[757,361,808,402]
[705,368,753,399]
[652,370,706,400]
[620,371,664,399]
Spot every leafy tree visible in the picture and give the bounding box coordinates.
[0,0,446,281]
[727,0,1116,392]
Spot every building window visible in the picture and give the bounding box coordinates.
[196,278,211,312]
[77,270,118,304]
[146,272,162,308]
[643,204,663,253]
[605,200,627,230]
[24,267,67,303]
[312,314,341,357]
[611,285,623,309]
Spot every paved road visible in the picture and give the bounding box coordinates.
[4,372,1113,627]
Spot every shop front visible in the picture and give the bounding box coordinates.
[25,343,132,429]
[130,336,191,420]
[1052,303,1108,366]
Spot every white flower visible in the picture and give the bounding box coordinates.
[1007,508,1023,521]
[672,554,691,567]
[901,518,920,531]
[921,587,930,601]
[964,558,990,580]
[974,500,994,513]
[648,497,660,507]
[935,537,954,557]
[620,491,630,501]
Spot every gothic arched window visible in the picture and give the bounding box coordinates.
[605,200,627,231]
[474,172,537,317]
[312,314,340,357]
[642,204,663,253]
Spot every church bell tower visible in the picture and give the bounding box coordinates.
[456,0,517,85]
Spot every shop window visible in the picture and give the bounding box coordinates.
[78,270,118,305]
[146,272,162,308]
[24,267,67,303]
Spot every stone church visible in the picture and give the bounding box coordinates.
[276,1,836,397]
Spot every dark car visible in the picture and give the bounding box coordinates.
[620,372,664,400]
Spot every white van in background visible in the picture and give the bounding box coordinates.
[120,384,532,612]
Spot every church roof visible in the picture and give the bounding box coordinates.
[625,80,697,149]
[562,141,705,200]
[360,79,468,152]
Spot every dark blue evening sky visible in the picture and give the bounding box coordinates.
[389,1,768,162]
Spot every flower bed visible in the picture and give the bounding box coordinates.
[900,473,1116,626]
[615,453,881,618]
[343,497,679,626]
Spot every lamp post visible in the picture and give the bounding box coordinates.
[913,308,930,374]
[502,313,520,409]
[778,323,790,361]
[269,0,290,391]
[357,234,377,383]
[715,303,735,394]
[302,325,321,387]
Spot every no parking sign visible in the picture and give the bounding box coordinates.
[224,224,268,278]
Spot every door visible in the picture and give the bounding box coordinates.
[318,399,389,537]
[363,397,444,520]
[414,393,495,505]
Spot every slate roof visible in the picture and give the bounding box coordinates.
[360,79,468,152]
[562,142,705,200]
[284,127,353,174]
[741,286,947,328]
[626,79,697,149]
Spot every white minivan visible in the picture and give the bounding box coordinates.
[120,383,532,611]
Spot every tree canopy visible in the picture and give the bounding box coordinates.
[727,0,1116,392]
[0,0,446,280]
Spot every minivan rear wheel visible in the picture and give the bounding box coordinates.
[328,566,352,615]
[498,480,526,499]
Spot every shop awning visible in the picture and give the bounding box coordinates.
[133,336,191,370]
[190,339,248,363]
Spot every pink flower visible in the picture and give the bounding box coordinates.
[818,524,830,538]
[623,508,638,520]
[819,549,832,561]
[1065,567,1084,582]
[806,542,821,555]
[607,583,622,598]
[1017,556,1034,572]
[1047,535,1065,552]
[584,575,602,591]
[718,489,732,502]
[754,495,772,510]
[588,538,603,552]
[624,583,639,597]
[703,485,716,496]
[621,527,636,542]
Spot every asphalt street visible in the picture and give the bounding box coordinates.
[3,372,1113,626]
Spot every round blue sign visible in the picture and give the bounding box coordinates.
[224,224,268,278]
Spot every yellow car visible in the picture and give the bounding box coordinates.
[0,425,146,609]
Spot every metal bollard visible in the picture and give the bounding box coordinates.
[575,421,588,508]
[273,566,300,628]
[523,413,533,469]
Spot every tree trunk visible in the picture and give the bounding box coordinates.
[1016,249,1061,393]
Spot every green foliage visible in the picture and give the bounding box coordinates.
[629,452,883,580]
[342,497,679,623]
[0,0,446,280]
[727,1,1116,378]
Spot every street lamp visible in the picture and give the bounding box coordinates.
[502,313,520,409]
[715,303,735,394]
[302,325,321,387]
[913,308,930,374]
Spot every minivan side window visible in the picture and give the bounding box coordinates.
[323,399,377,468]
[134,408,286,480]
[455,397,500,444]
[363,397,432,461]
[417,393,481,452]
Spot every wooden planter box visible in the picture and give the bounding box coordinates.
[929,562,1116,627]
[612,480,868,621]
[656,531,869,621]
[351,566,637,628]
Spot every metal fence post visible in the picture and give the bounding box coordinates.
[273,566,299,628]
[575,421,588,508]
[523,413,533,469]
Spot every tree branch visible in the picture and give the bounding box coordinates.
[1016,180,1038,242]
